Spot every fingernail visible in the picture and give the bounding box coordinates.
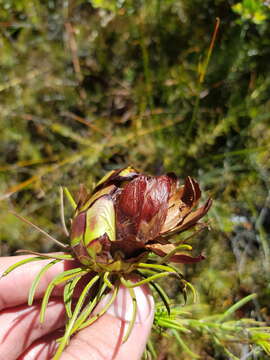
[93,282,154,323]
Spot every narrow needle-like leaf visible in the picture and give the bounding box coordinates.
[53,275,100,360]
[103,271,113,289]
[71,282,108,334]
[183,280,198,303]
[218,293,257,322]
[1,256,46,277]
[16,249,73,260]
[60,186,69,236]
[10,211,68,249]
[63,187,77,209]
[28,259,60,305]
[122,286,137,343]
[158,244,193,264]
[137,269,171,315]
[77,284,119,332]
[40,267,86,323]
[172,329,200,359]
[146,339,157,358]
[63,276,83,318]
[158,319,191,333]
[150,281,171,316]
[121,272,173,288]
[138,262,179,274]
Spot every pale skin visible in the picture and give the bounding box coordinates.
[0,255,154,360]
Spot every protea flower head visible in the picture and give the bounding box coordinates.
[2,166,213,360]
[70,167,212,271]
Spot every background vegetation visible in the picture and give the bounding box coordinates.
[0,0,270,358]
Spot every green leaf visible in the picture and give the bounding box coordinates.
[63,275,84,318]
[218,293,257,322]
[40,267,86,323]
[63,187,77,210]
[90,1,118,12]
[78,284,119,331]
[69,281,108,334]
[1,256,47,277]
[54,275,100,359]
[28,259,60,306]
[172,329,200,359]
[149,280,171,316]
[122,286,137,343]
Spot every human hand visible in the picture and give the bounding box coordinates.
[0,255,154,360]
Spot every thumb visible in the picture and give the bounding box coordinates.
[61,282,155,360]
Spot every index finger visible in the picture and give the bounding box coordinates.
[0,254,77,310]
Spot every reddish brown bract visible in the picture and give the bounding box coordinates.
[116,175,171,243]
[70,167,212,267]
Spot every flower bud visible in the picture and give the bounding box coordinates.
[70,167,212,269]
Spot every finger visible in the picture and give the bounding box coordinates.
[18,330,62,360]
[0,255,78,310]
[61,283,154,360]
[0,299,66,360]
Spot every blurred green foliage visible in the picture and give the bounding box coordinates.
[149,295,270,359]
[1,0,270,358]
